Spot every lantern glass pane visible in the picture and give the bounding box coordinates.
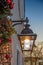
[24,39,33,50]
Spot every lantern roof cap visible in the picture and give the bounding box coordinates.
[21,27,33,34]
[18,17,37,40]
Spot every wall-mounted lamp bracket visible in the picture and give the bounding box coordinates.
[12,17,29,27]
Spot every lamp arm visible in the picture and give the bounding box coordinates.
[12,19,25,27]
[12,19,26,22]
[12,17,29,27]
[12,22,22,27]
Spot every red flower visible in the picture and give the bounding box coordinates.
[9,2,14,9]
[7,0,11,4]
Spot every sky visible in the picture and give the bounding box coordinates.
[25,0,43,42]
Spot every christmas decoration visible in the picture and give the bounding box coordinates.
[0,0,17,46]
[0,18,17,46]
[0,0,14,19]
[0,39,2,44]
[9,2,14,9]
[7,0,11,4]
[7,16,11,20]
[8,37,12,43]
[0,0,15,65]
[0,43,12,65]
[5,53,11,59]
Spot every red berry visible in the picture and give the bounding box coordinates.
[0,39,2,44]
[5,54,10,59]
[9,37,12,43]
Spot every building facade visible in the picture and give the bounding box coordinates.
[11,0,25,65]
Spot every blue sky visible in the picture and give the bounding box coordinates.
[25,0,43,42]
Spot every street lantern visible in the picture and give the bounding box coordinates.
[18,17,37,51]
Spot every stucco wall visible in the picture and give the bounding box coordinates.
[11,0,25,34]
[11,34,17,65]
[11,0,25,20]
[11,0,25,65]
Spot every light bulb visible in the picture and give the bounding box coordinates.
[24,39,33,50]
[24,39,30,50]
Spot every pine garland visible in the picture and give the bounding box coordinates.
[0,0,17,46]
[0,0,14,19]
[0,17,17,46]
